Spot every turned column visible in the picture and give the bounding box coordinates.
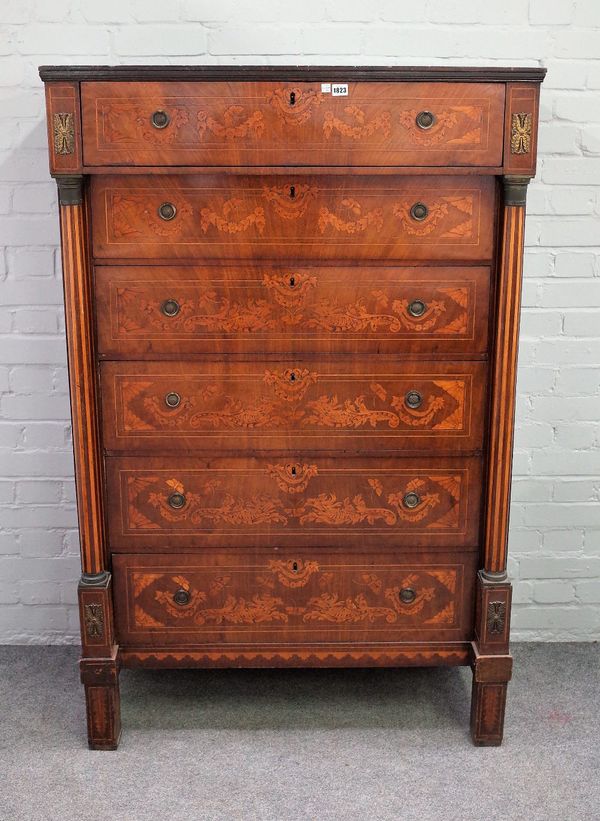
[470,175,529,745]
[57,175,121,750]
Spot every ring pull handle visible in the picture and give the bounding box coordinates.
[405,390,423,410]
[173,588,190,606]
[399,587,417,604]
[407,299,426,318]
[403,492,421,509]
[410,202,428,222]
[168,492,186,510]
[158,202,177,221]
[151,109,170,129]
[415,110,436,130]
[164,392,181,409]
[161,298,180,317]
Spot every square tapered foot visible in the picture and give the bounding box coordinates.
[81,650,121,750]
[470,679,508,746]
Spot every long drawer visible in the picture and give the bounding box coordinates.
[95,264,491,357]
[112,550,478,647]
[101,360,486,454]
[106,456,482,550]
[81,81,505,167]
[90,174,495,261]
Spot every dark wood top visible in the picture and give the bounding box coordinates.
[38,64,547,83]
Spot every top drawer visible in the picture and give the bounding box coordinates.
[81,81,505,168]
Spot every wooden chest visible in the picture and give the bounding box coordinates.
[40,65,544,749]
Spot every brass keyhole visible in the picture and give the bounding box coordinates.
[292,561,298,572]
[290,91,296,105]
[290,372,296,382]
[291,466,297,476]
[289,276,295,287]
[290,185,296,199]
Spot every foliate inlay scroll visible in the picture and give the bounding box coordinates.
[397,106,481,147]
[117,373,467,436]
[263,368,319,402]
[268,560,320,588]
[393,197,473,239]
[84,603,104,638]
[323,106,391,140]
[266,87,324,125]
[135,107,189,145]
[114,281,469,339]
[266,463,319,494]
[125,471,463,533]
[53,112,75,155]
[112,195,193,239]
[510,113,532,155]
[263,184,319,220]
[197,106,265,140]
[318,200,384,234]
[487,601,506,634]
[130,565,459,630]
[200,199,266,235]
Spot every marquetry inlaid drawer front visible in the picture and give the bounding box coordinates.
[95,265,491,357]
[101,361,486,454]
[112,550,478,646]
[90,175,495,261]
[106,456,482,550]
[81,81,505,167]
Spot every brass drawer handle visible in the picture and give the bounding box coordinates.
[415,110,436,130]
[161,298,180,317]
[408,299,426,318]
[158,202,177,221]
[151,109,170,129]
[165,392,181,408]
[403,491,421,509]
[410,202,428,222]
[399,587,417,604]
[173,588,190,606]
[168,492,186,509]
[405,390,422,409]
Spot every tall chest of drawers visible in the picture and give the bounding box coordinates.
[40,65,544,749]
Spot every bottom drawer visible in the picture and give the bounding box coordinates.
[113,551,477,647]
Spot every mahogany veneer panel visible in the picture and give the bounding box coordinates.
[112,550,478,647]
[81,81,505,168]
[90,174,495,261]
[106,455,482,550]
[100,360,487,454]
[95,264,491,357]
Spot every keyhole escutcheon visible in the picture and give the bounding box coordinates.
[290,91,296,105]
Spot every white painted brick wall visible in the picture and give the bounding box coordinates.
[1,0,599,643]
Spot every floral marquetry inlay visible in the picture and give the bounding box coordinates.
[397,106,482,147]
[116,372,469,437]
[197,106,265,140]
[114,280,471,339]
[129,564,460,631]
[323,106,392,140]
[266,87,324,125]
[124,470,464,533]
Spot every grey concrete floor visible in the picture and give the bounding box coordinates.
[0,643,599,821]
